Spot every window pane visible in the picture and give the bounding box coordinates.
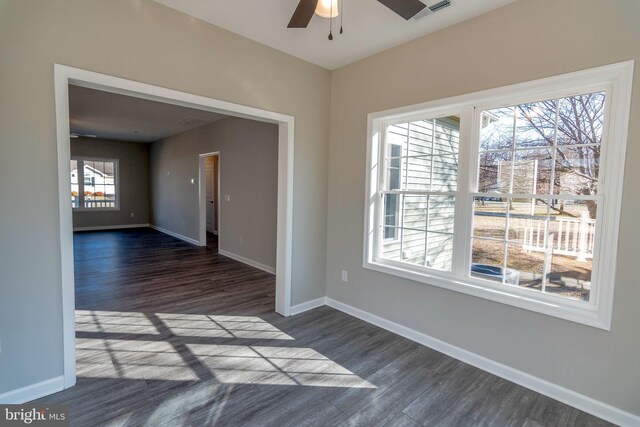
[473,197,507,239]
[404,156,432,191]
[515,100,556,148]
[557,92,605,146]
[480,107,514,151]
[382,229,401,260]
[554,146,599,195]
[401,229,426,266]
[426,232,453,271]
[429,155,458,192]
[428,196,455,234]
[380,194,456,272]
[548,199,594,301]
[385,116,460,192]
[407,120,434,156]
[471,239,505,282]
[433,118,460,155]
[104,185,116,208]
[478,151,512,193]
[386,123,409,150]
[74,159,117,209]
[383,193,400,236]
[549,255,592,302]
[386,145,403,190]
[403,195,428,231]
[512,149,554,195]
[505,243,544,289]
[507,198,548,244]
[547,202,596,301]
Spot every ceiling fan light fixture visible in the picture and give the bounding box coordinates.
[315,0,339,19]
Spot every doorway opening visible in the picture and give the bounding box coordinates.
[200,152,220,246]
[54,64,294,390]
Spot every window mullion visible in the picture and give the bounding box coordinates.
[541,100,561,293]
[78,159,85,209]
[376,123,388,260]
[451,107,474,278]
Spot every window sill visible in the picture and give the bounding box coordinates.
[363,259,610,330]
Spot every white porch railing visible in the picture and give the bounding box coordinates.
[523,213,595,261]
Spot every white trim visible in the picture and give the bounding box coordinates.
[199,152,221,246]
[149,224,200,246]
[218,249,276,275]
[275,121,294,316]
[290,297,327,315]
[325,298,640,427]
[54,64,295,392]
[54,66,76,390]
[0,376,64,404]
[73,224,149,232]
[363,60,634,330]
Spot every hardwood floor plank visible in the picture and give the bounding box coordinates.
[30,229,613,427]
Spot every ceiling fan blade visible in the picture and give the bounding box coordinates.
[377,0,427,20]
[287,0,318,28]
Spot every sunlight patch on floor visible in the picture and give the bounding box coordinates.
[75,311,375,389]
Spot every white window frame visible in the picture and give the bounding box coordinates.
[71,157,120,212]
[363,61,634,330]
[383,142,404,242]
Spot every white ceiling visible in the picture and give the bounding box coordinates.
[153,0,518,70]
[69,85,228,143]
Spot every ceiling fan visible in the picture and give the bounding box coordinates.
[287,0,428,29]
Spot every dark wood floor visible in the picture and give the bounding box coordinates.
[34,228,612,426]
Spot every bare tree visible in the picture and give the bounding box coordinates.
[478,92,604,219]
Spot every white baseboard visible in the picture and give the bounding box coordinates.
[290,297,327,315]
[324,297,639,427]
[0,376,64,404]
[149,225,199,245]
[218,249,276,275]
[73,223,149,232]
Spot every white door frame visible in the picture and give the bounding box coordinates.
[54,64,294,390]
[199,152,220,242]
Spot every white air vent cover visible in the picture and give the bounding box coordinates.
[413,0,452,20]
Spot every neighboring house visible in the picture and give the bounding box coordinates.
[382,117,459,271]
[71,162,116,208]
[71,164,114,195]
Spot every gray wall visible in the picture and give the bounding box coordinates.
[326,0,640,416]
[150,117,278,269]
[71,137,150,228]
[0,0,329,396]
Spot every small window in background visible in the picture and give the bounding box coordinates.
[71,158,118,210]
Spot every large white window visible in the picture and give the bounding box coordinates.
[364,62,633,329]
[71,158,119,211]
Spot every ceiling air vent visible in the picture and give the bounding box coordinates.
[429,0,452,13]
[413,0,452,19]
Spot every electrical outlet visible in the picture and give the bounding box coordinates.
[130,212,135,218]
[240,236,244,244]
[341,270,348,282]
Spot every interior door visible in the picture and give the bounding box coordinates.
[212,155,219,234]
[206,159,215,233]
